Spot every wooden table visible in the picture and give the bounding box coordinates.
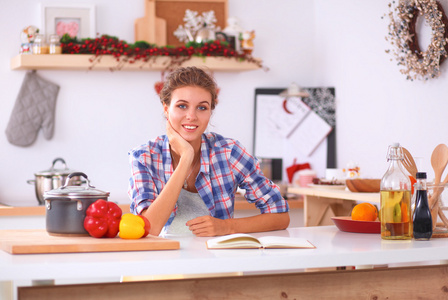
[288,186,379,226]
[1,225,448,299]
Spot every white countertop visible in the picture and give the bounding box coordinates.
[1,226,447,282]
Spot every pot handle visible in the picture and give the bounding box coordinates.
[50,157,67,171]
[62,172,95,189]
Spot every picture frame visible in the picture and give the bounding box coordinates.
[41,3,96,39]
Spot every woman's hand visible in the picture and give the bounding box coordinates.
[166,120,194,163]
[186,216,232,237]
[187,213,290,237]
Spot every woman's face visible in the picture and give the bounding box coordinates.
[164,86,212,143]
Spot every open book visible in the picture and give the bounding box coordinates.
[206,233,315,249]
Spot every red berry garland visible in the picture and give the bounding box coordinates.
[60,34,263,71]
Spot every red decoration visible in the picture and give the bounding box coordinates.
[60,34,264,71]
[286,159,311,183]
[154,81,164,95]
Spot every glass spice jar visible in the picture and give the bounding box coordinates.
[32,34,49,54]
[49,35,62,54]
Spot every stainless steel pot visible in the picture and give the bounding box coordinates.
[27,158,82,205]
[44,172,110,236]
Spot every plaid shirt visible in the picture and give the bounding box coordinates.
[128,132,289,233]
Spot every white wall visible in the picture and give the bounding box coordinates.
[1,0,446,206]
[0,0,314,205]
[313,0,448,179]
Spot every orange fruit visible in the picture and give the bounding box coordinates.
[351,203,378,221]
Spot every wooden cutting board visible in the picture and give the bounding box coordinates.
[0,229,179,254]
[134,0,167,46]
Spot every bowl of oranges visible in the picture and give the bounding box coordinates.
[332,203,380,233]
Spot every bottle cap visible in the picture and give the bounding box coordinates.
[416,172,427,179]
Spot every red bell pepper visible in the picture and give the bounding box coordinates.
[84,199,122,238]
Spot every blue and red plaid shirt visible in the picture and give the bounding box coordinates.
[128,132,288,233]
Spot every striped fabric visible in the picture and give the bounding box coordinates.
[128,132,289,233]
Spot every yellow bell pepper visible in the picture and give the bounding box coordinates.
[119,213,150,239]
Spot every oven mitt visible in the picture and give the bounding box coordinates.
[5,71,60,147]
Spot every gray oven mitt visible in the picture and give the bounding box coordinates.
[5,71,60,147]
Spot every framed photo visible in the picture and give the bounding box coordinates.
[41,4,96,39]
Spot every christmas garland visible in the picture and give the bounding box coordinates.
[60,34,263,71]
[385,0,448,80]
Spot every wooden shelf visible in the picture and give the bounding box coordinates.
[10,54,261,72]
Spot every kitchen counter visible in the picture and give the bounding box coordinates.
[1,226,448,299]
[0,195,303,216]
[0,203,131,217]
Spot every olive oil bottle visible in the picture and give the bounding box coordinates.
[380,143,412,240]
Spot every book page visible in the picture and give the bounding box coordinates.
[257,236,315,249]
[206,234,316,249]
[206,233,261,249]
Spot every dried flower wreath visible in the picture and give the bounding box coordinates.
[385,0,448,80]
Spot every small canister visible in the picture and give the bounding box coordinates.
[49,34,62,54]
[32,34,49,54]
[44,172,110,236]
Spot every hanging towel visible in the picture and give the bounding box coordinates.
[5,71,60,147]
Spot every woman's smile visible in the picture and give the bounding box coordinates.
[165,86,212,143]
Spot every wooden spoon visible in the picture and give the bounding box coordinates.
[402,147,418,179]
[430,144,448,228]
[431,144,448,184]
[432,164,448,229]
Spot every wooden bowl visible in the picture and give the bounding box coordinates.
[346,179,381,193]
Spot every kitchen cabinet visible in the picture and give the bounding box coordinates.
[10,54,261,72]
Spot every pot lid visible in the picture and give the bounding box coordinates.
[44,172,110,199]
[34,158,77,176]
[44,185,110,199]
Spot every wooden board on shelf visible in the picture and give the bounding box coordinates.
[10,54,260,72]
[135,0,167,46]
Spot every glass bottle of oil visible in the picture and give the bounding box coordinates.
[413,172,432,240]
[380,143,412,240]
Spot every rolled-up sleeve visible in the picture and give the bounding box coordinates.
[128,148,158,215]
[231,141,289,214]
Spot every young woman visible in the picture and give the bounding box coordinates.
[128,67,289,236]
